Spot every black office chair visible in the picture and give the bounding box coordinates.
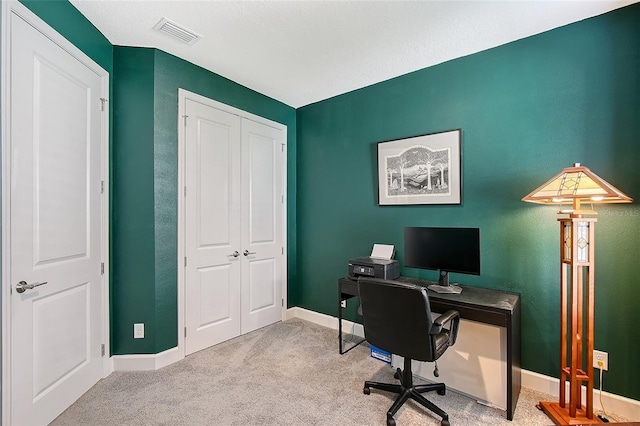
[358,277,460,426]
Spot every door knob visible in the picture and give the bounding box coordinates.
[16,280,48,294]
[228,251,240,258]
[243,250,256,256]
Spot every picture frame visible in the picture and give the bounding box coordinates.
[377,129,462,205]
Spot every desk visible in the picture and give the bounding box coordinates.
[338,276,521,421]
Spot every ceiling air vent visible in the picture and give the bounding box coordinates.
[153,18,201,45]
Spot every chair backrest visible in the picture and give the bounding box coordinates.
[358,277,436,362]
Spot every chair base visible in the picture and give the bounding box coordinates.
[364,360,450,426]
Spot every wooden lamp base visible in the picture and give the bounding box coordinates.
[538,401,604,425]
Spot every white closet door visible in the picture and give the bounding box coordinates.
[184,100,242,355]
[182,92,285,354]
[8,9,106,425]
[240,118,284,334]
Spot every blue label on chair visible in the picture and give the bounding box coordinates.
[370,345,391,364]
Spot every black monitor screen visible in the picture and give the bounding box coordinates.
[404,227,480,276]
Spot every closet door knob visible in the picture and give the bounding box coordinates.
[228,251,240,258]
[243,250,256,256]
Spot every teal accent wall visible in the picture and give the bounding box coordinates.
[296,4,639,401]
[111,47,297,354]
[111,48,157,354]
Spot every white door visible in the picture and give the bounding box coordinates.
[184,100,242,355]
[6,7,107,426]
[240,118,284,334]
[183,96,284,355]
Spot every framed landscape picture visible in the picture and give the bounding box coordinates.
[377,129,462,205]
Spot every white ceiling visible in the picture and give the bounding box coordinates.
[69,0,636,108]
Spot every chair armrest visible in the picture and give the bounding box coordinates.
[430,310,460,346]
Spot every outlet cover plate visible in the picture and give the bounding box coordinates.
[593,350,608,371]
[134,323,145,339]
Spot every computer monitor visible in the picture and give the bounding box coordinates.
[404,226,480,294]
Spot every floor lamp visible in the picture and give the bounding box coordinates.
[522,163,632,425]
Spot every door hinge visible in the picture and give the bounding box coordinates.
[101,263,105,275]
[184,257,187,267]
[100,98,108,112]
[184,327,187,338]
[282,299,284,307]
[101,180,104,194]
[281,195,284,204]
[184,186,187,197]
[281,143,285,152]
[281,247,284,255]
[101,344,105,357]
[183,115,188,126]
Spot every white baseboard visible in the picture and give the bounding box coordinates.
[286,306,365,338]
[288,306,640,421]
[112,346,183,371]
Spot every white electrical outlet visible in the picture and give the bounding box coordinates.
[593,350,608,371]
[341,300,347,308]
[134,323,145,339]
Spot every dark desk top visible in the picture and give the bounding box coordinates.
[395,276,520,314]
[339,276,520,321]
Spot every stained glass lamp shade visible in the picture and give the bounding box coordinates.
[522,163,632,210]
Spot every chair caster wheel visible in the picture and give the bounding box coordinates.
[394,368,401,380]
[441,419,450,426]
[437,388,446,395]
[363,387,370,395]
[386,414,396,426]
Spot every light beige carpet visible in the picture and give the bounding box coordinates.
[51,318,598,425]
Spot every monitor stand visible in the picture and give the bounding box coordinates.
[427,270,463,294]
[428,284,462,294]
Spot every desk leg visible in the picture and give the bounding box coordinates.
[507,302,522,420]
[338,294,365,355]
[338,294,344,354]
